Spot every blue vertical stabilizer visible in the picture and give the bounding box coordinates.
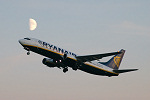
[100,49,125,69]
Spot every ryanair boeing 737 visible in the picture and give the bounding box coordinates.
[19,37,138,77]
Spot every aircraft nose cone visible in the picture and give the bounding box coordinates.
[18,39,24,45]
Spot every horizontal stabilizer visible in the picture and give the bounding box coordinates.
[113,69,138,73]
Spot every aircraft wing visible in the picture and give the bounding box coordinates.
[76,51,121,62]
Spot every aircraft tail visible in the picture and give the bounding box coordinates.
[100,49,125,70]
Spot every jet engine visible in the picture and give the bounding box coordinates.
[42,58,56,67]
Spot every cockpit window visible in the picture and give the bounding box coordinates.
[24,38,31,40]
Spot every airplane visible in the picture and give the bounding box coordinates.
[18,37,138,77]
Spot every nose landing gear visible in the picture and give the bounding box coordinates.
[27,51,30,55]
[24,47,30,55]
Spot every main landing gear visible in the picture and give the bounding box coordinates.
[63,67,68,73]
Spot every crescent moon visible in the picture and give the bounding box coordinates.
[29,18,37,31]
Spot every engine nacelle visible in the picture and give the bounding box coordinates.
[42,58,56,67]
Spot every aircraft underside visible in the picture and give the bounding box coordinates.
[19,38,138,76]
[79,65,118,76]
[22,45,118,76]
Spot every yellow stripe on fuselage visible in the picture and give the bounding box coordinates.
[85,63,119,75]
[23,44,118,75]
[22,44,77,61]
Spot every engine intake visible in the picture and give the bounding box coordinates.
[42,58,56,67]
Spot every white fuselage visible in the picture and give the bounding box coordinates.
[19,38,118,76]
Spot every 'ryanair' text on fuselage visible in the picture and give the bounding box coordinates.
[38,40,77,57]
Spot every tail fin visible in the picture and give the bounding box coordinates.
[100,49,125,69]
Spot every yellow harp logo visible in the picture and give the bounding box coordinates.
[114,56,121,68]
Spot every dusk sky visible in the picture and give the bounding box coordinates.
[0,0,150,100]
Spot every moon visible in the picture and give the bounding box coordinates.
[29,18,37,31]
